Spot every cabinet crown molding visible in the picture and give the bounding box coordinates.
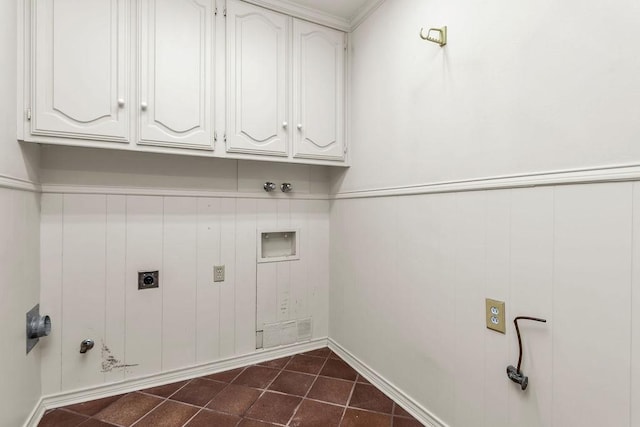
[240,0,380,32]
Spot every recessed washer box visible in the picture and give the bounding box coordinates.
[258,229,300,263]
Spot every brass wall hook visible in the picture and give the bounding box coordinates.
[420,26,447,47]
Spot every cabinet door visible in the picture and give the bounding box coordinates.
[138,0,214,150]
[32,0,128,142]
[293,20,345,161]
[226,0,289,156]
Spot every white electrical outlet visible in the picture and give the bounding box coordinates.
[213,265,225,282]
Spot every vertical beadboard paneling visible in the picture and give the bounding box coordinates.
[104,195,127,383]
[633,182,640,427]
[310,200,330,338]
[289,200,308,323]
[276,262,291,323]
[483,190,511,427]
[394,194,452,421]
[553,183,632,427]
[219,198,237,356]
[61,194,107,390]
[328,200,348,342]
[40,194,64,394]
[276,199,291,322]
[0,189,41,427]
[431,193,458,425]
[352,196,397,371]
[508,188,553,427]
[196,198,221,362]
[339,199,370,353]
[453,191,486,427]
[40,191,331,393]
[125,196,164,377]
[256,262,277,331]
[235,199,257,354]
[256,200,278,332]
[162,197,197,370]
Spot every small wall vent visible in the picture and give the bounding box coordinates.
[257,318,313,349]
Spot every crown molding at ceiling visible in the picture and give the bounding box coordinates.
[241,0,350,31]
[240,0,386,32]
[349,0,386,31]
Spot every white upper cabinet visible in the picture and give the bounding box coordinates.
[32,0,129,142]
[226,0,289,157]
[138,0,214,150]
[293,20,345,161]
[21,0,348,165]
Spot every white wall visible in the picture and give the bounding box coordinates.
[334,0,640,194]
[330,0,640,426]
[332,183,640,426]
[39,145,330,196]
[0,0,42,426]
[38,146,330,395]
[0,189,41,426]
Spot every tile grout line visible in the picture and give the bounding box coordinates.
[240,356,297,424]
[177,366,249,427]
[285,351,331,426]
[128,378,194,427]
[131,370,246,427]
[339,368,358,426]
[47,349,420,427]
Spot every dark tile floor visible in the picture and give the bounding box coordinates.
[38,348,424,427]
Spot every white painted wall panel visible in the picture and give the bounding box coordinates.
[256,200,278,330]
[0,189,41,427]
[235,199,257,354]
[308,200,330,337]
[219,198,238,357]
[552,183,632,427]
[40,193,329,392]
[104,195,126,383]
[393,194,456,424]
[349,197,397,370]
[40,194,64,395]
[508,188,553,427]
[162,197,198,370]
[61,194,106,390]
[330,181,636,427]
[276,260,292,322]
[196,198,222,362]
[452,192,486,427]
[289,200,308,322]
[276,199,292,322]
[125,196,164,377]
[483,191,510,427]
[427,194,458,424]
[328,200,348,342]
[632,183,640,427]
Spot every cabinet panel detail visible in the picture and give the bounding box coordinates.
[138,0,214,149]
[32,0,129,142]
[226,0,289,156]
[293,20,345,160]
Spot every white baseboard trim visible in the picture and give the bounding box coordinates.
[22,398,46,427]
[0,174,41,193]
[328,338,448,427]
[333,163,640,200]
[26,338,328,427]
[40,184,330,200]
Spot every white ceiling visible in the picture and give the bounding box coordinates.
[285,0,377,21]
